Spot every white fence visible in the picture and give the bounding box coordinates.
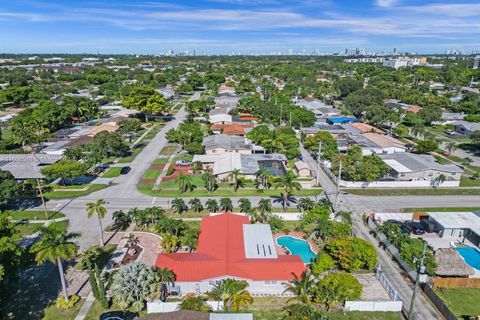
[344,301,403,312]
[147,300,224,313]
[338,179,460,188]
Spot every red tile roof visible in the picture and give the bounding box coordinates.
[155,213,305,281]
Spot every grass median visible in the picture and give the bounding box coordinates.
[44,184,109,199]
[345,188,480,196]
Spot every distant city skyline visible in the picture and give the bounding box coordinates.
[0,0,479,54]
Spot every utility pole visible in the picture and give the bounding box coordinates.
[316,141,322,186]
[334,160,342,210]
[408,241,427,320]
[36,179,49,220]
[279,103,283,126]
[289,112,292,127]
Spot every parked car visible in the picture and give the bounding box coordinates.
[420,218,437,233]
[404,221,426,235]
[444,129,455,135]
[120,166,131,175]
[176,160,192,167]
[386,220,411,234]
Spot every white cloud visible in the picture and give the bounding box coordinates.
[375,0,398,7]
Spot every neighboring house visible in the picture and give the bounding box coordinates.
[427,212,480,247]
[384,99,421,113]
[155,213,305,295]
[326,116,359,125]
[379,152,463,182]
[210,123,254,136]
[301,123,361,137]
[347,132,406,155]
[192,153,287,181]
[432,112,465,125]
[452,121,480,135]
[294,161,313,177]
[209,114,233,125]
[202,134,264,155]
[0,154,62,179]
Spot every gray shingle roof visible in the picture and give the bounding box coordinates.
[380,152,463,173]
[202,134,250,150]
[0,154,62,179]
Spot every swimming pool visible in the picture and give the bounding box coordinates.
[276,236,316,264]
[456,247,480,271]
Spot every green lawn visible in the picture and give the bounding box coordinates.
[102,167,122,178]
[346,188,480,196]
[6,210,64,220]
[460,177,480,187]
[138,183,322,197]
[15,220,69,237]
[44,184,109,199]
[142,169,163,180]
[251,310,402,320]
[435,288,480,318]
[152,158,169,165]
[84,299,147,320]
[43,298,85,320]
[159,145,178,155]
[50,183,90,190]
[401,207,480,212]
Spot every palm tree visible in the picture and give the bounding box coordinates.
[176,173,195,193]
[205,199,219,213]
[275,171,301,210]
[202,170,217,193]
[181,228,199,252]
[171,198,188,214]
[189,198,204,213]
[161,233,179,253]
[255,168,273,190]
[229,169,245,192]
[433,174,446,189]
[11,119,36,151]
[207,279,253,312]
[179,294,212,312]
[446,141,456,156]
[238,198,252,213]
[86,199,107,247]
[30,223,80,301]
[296,198,315,212]
[154,267,175,296]
[112,210,133,231]
[411,124,426,139]
[257,199,272,223]
[220,198,233,212]
[283,270,315,306]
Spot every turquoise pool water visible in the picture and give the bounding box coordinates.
[456,247,480,271]
[276,236,316,264]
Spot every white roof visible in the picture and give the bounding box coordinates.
[192,154,241,175]
[429,212,480,236]
[210,114,232,124]
[243,224,277,259]
[210,314,253,320]
[383,159,412,173]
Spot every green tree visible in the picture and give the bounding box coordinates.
[0,171,21,207]
[0,213,22,287]
[311,253,335,275]
[112,210,133,231]
[205,199,219,213]
[296,198,315,212]
[315,272,362,310]
[189,198,204,213]
[118,118,142,143]
[303,131,338,160]
[123,85,167,122]
[220,197,233,212]
[30,224,80,301]
[171,198,188,214]
[255,168,273,190]
[207,279,253,312]
[229,169,245,192]
[275,171,301,210]
[416,139,438,153]
[283,270,315,306]
[179,295,212,312]
[86,199,107,247]
[176,173,195,193]
[238,198,252,213]
[41,160,89,185]
[325,237,378,272]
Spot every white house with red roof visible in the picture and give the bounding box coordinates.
[155,213,306,295]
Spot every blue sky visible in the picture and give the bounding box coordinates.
[0,0,479,54]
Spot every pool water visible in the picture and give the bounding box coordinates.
[276,236,316,264]
[456,247,480,271]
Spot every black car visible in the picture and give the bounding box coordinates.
[386,220,411,234]
[420,218,437,233]
[120,166,131,175]
[404,221,426,235]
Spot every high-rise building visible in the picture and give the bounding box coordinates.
[474,55,480,69]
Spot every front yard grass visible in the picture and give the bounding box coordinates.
[42,298,85,320]
[138,183,322,197]
[345,188,480,196]
[15,220,69,237]
[102,167,122,178]
[434,287,480,319]
[460,177,480,187]
[6,210,64,220]
[251,310,402,320]
[142,169,163,180]
[159,145,178,156]
[44,184,109,199]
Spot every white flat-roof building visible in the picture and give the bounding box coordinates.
[428,211,480,247]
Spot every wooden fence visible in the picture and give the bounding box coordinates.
[433,277,480,288]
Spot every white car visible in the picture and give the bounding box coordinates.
[175,160,192,167]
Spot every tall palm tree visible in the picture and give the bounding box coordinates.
[238,198,252,213]
[189,198,204,213]
[176,173,195,193]
[154,268,175,291]
[255,168,273,190]
[181,228,199,252]
[30,224,80,301]
[433,174,447,189]
[446,141,456,156]
[283,270,315,306]
[229,169,245,192]
[112,210,133,231]
[205,199,219,213]
[202,170,217,193]
[275,171,301,210]
[220,198,233,212]
[171,198,188,214]
[207,279,253,312]
[258,198,272,223]
[86,199,107,247]
[296,198,315,212]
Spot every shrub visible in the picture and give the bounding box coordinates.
[325,237,378,272]
[166,167,175,176]
[311,253,335,275]
[55,295,80,309]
